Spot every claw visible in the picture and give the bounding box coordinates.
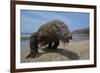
[26,53,39,59]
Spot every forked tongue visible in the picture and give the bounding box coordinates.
[62,42,67,49]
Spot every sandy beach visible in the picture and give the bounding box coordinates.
[21,40,89,63]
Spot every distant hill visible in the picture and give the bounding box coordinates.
[72,28,89,34]
[21,33,32,34]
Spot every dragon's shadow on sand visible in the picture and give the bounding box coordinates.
[39,47,80,60]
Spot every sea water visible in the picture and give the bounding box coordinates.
[21,33,89,49]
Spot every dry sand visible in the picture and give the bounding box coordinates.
[21,40,89,63]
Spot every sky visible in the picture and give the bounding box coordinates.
[21,10,89,33]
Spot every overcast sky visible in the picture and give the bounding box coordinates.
[21,10,89,33]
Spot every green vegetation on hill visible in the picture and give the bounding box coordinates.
[72,28,89,34]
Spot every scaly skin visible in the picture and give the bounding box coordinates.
[26,20,72,59]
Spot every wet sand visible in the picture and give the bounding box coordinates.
[21,40,89,63]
